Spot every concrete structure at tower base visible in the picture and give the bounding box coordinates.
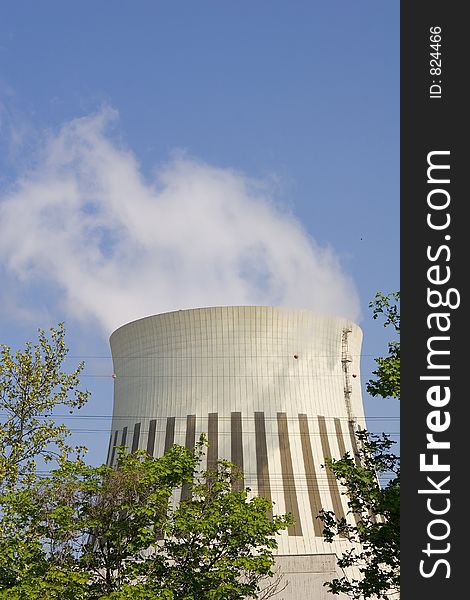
[272,555,351,599]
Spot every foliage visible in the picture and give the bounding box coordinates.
[0,439,291,599]
[320,292,400,599]
[150,459,292,599]
[0,440,196,596]
[0,323,89,489]
[0,326,290,598]
[366,291,400,400]
[0,568,91,600]
[319,432,400,599]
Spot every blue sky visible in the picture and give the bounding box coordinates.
[0,1,399,465]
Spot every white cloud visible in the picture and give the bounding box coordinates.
[0,107,360,335]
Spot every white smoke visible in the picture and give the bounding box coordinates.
[0,107,360,334]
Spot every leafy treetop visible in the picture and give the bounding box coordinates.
[0,323,89,490]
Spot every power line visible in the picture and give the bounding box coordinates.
[64,353,389,359]
[63,429,400,435]
[0,413,399,421]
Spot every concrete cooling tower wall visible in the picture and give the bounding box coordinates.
[107,306,366,598]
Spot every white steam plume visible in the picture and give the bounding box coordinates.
[0,108,360,334]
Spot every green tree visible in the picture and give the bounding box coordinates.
[1,327,290,599]
[0,323,89,489]
[149,459,291,599]
[320,292,400,599]
[0,444,197,598]
[0,440,291,599]
[0,324,89,592]
[366,291,400,400]
[319,432,399,599]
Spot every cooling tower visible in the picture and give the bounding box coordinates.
[108,306,366,598]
